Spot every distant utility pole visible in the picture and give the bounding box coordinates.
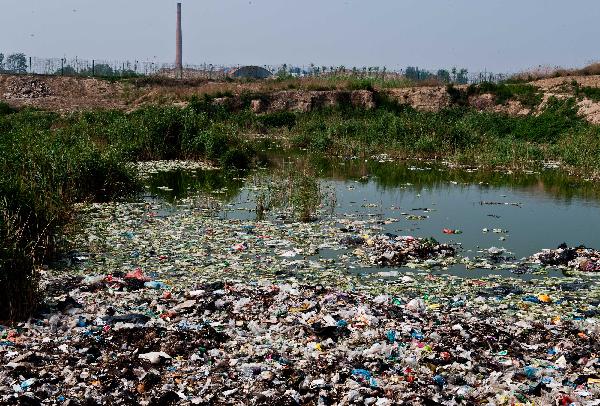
[176,3,183,78]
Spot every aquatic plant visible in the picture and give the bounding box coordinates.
[248,162,328,222]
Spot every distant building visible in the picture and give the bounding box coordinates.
[230,66,272,79]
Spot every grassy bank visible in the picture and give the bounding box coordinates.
[0,99,254,321]
[0,106,137,320]
[2,90,600,320]
[288,94,600,173]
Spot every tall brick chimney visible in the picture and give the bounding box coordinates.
[176,3,183,75]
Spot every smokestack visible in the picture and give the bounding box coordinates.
[176,3,182,74]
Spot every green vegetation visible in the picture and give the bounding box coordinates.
[0,99,255,321]
[289,168,326,222]
[2,90,600,320]
[251,163,326,222]
[289,95,599,171]
[0,101,15,115]
[468,82,542,109]
[447,82,542,109]
[405,66,468,84]
[52,64,139,80]
[0,109,137,320]
[0,53,27,74]
[572,80,600,102]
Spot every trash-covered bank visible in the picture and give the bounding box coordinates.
[1,195,599,405]
[1,274,599,405]
[3,157,600,405]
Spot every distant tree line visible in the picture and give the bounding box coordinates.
[276,63,470,84]
[405,66,469,84]
[0,52,139,77]
[0,53,28,74]
[52,62,138,77]
[1,51,474,84]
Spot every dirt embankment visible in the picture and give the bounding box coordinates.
[0,74,126,112]
[532,75,600,125]
[1,73,600,123]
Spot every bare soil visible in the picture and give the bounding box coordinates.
[1,73,600,124]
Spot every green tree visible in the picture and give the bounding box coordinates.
[80,63,115,76]
[54,65,77,76]
[5,53,27,73]
[436,69,451,83]
[405,66,433,81]
[456,68,469,84]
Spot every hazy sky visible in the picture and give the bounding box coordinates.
[2,0,598,73]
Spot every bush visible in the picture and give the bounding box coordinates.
[572,81,600,102]
[556,126,600,169]
[467,82,542,109]
[0,102,15,116]
[346,78,375,91]
[257,111,297,129]
[220,147,252,169]
[447,85,469,106]
[0,183,50,321]
[0,110,140,321]
[513,97,581,142]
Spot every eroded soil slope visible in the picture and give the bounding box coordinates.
[2,73,600,123]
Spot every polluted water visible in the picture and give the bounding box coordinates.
[2,154,600,405]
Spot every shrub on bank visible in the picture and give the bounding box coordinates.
[0,109,138,321]
[290,95,599,171]
[0,103,260,320]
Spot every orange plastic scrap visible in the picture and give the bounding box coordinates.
[537,294,552,303]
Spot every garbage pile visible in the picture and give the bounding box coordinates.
[531,244,600,272]
[4,78,51,99]
[343,234,456,268]
[2,275,599,405]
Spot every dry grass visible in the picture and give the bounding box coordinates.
[0,72,442,112]
[512,63,600,82]
[124,74,423,103]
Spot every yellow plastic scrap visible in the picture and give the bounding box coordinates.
[353,248,366,257]
[289,303,311,313]
[588,378,600,384]
[497,394,509,404]
[427,303,442,310]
